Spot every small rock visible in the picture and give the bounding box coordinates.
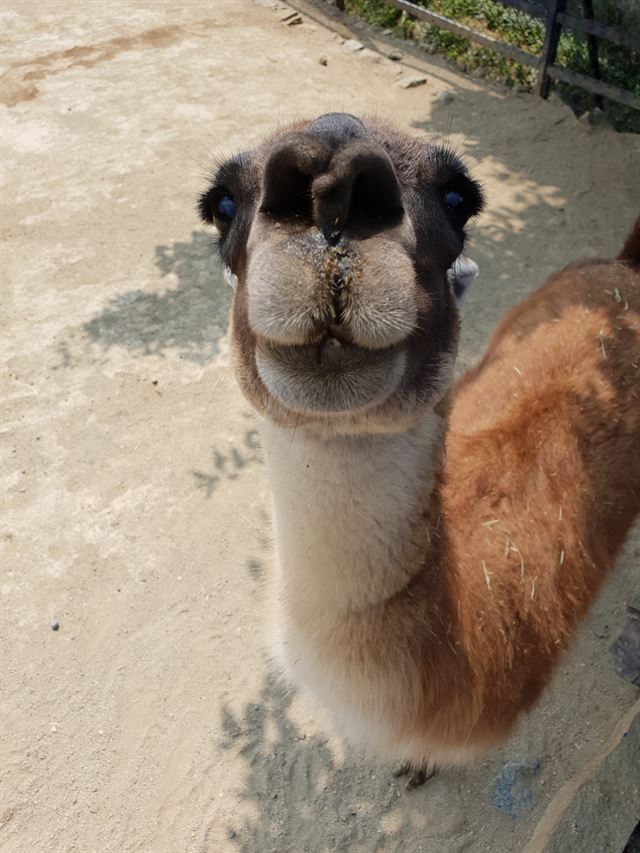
[227,829,237,840]
[51,620,60,631]
[382,28,392,35]
[388,49,403,61]
[343,39,364,53]
[594,623,611,639]
[399,75,427,89]
[435,90,455,105]
[359,48,381,63]
[318,55,328,66]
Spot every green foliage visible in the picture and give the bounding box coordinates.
[344,0,402,28]
[345,1,417,36]
[343,0,639,132]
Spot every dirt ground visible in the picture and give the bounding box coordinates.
[1,1,639,851]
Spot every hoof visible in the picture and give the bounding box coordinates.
[393,762,437,789]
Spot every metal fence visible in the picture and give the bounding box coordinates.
[335,0,640,110]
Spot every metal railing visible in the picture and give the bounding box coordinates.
[335,0,640,110]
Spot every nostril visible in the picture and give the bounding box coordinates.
[261,163,313,222]
[260,136,329,224]
[349,166,403,230]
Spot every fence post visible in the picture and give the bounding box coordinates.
[582,0,604,109]
[538,0,567,98]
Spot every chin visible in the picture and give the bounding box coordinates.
[235,332,456,439]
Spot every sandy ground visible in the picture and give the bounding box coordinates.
[1,1,639,851]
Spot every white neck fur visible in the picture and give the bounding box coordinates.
[259,409,445,617]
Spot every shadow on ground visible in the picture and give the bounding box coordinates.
[212,672,543,852]
[216,673,475,853]
[193,425,263,497]
[82,230,230,364]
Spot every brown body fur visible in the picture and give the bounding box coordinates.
[446,257,640,745]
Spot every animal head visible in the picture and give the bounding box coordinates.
[199,113,483,435]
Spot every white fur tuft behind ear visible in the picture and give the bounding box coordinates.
[447,256,479,308]
[223,266,238,290]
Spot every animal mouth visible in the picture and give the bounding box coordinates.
[255,335,406,414]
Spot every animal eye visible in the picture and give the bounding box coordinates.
[441,183,478,230]
[444,190,464,209]
[216,194,237,222]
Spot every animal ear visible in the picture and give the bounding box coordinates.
[447,255,479,308]
[223,266,238,291]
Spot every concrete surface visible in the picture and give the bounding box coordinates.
[1,1,639,851]
[523,701,639,853]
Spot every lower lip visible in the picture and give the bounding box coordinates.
[255,339,406,414]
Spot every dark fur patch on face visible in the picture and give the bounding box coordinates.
[307,112,367,145]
